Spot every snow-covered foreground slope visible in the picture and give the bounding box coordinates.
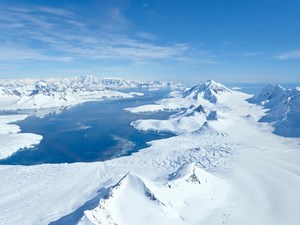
[0,80,299,225]
[0,115,42,159]
[0,76,180,110]
[79,164,229,225]
[0,122,241,225]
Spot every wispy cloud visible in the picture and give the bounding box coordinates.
[136,32,157,40]
[275,49,300,60]
[101,7,131,31]
[0,46,72,62]
[36,6,74,17]
[0,4,215,65]
[241,52,260,57]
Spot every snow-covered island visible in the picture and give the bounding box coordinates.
[0,114,42,159]
[0,79,299,225]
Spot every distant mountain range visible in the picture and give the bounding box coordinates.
[0,76,182,110]
[0,75,181,92]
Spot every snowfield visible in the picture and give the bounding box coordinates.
[0,80,299,225]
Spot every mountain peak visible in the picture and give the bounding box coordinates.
[249,84,285,106]
[205,79,217,84]
[167,163,205,184]
[182,80,231,103]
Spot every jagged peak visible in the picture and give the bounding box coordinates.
[205,79,217,85]
[260,83,285,95]
[207,110,218,121]
[186,80,229,93]
[195,104,205,113]
[112,171,144,190]
[106,172,160,203]
[194,121,229,137]
[167,163,205,185]
[249,84,285,103]
[182,80,231,103]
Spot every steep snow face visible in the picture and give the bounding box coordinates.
[79,163,229,225]
[271,90,300,137]
[248,84,285,107]
[182,79,231,103]
[0,76,183,110]
[249,85,300,137]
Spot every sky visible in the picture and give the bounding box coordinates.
[0,0,299,83]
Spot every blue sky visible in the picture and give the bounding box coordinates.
[0,0,299,83]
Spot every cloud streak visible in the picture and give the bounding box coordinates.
[275,49,300,60]
[0,46,72,62]
[241,52,260,57]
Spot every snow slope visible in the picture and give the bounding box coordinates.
[79,163,229,225]
[0,115,42,159]
[248,84,300,137]
[0,76,181,110]
[0,80,299,225]
[0,112,247,225]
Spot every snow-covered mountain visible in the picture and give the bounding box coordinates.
[182,79,231,103]
[0,76,181,110]
[79,163,229,225]
[248,85,300,137]
[126,79,232,113]
[248,84,286,107]
[127,80,300,137]
[0,75,180,91]
[127,80,234,134]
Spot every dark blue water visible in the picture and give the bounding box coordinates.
[0,89,175,165]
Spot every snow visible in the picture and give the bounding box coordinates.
[0,80,299,225]
[0,115,42,159]
[0,76,181,110]
[0,88,141,111]
[125,80,230,113]
[80,164,229,225]
[248,84,300,137]
[128,80,241,134]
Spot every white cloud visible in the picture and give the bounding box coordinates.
[275,49,300,60]
[241,52,260,57]
[0,45,72,62]
[136,32,157,40]
[36,6,74,17]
